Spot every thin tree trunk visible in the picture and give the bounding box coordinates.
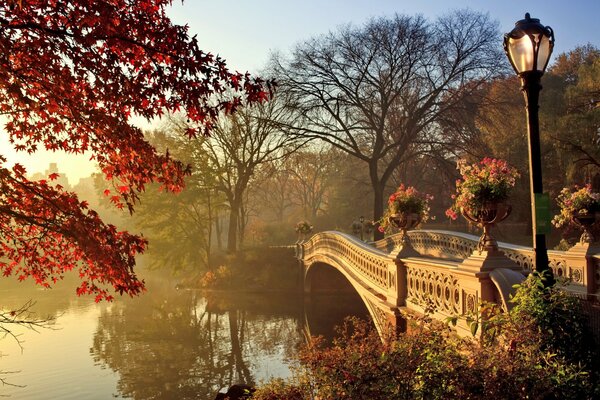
[215,213,223,251]
[206,189,213,269]
[373,185,385,241]
[370,161,386,241]
[227,205,238,254]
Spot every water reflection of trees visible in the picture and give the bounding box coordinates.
[90,285,304,399]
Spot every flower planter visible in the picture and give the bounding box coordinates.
[572,212,600,244]
[388,212,421,233]
[553,185,600,245]
[388,212,421,256]
[461,202,511,252]
[446,158,519,253]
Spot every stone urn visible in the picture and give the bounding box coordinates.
[572,211,600,244]
[388,212,421,256]
[389,212,421,233]
[461,201,511,252]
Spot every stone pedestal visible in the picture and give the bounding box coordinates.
[458,248,522,273]
[390,238,420,259]
[456,248,524,313]
[564,242,600,298]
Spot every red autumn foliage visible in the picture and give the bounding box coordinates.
[0,0,270,300]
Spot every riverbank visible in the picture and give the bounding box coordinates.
[179,246,302,293]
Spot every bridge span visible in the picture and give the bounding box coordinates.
[297,230,600,337]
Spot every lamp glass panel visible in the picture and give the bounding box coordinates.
[536,34,551,71]
[508,35,534,73]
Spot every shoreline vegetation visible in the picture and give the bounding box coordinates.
[179,247,301,293]
[247,274,599,400]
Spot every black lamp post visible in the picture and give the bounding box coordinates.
[503,13,554,283]
[359,215,365,241]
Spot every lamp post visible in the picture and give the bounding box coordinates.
[503,13,554,284]
[359,215,365,241]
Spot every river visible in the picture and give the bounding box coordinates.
[0,274,368,399]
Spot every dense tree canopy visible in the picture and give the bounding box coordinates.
[271,9,504,238]
[545,45,600,182]
[0,0,269,300]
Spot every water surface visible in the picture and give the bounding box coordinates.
[0,277,367,399]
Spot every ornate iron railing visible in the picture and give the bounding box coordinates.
[300,230,599,334]
[372,229,591,284]
[302,231,400,304]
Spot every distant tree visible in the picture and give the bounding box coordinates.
[0,1,269,300]
[549,44,600,85]
[253,160,295,223]
[172,97,305,253]
[287,148,337,221]
[546,46,600,182]
[272,10,503,239]
[130,130,225,273]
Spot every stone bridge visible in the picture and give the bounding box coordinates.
[297,230,600,337]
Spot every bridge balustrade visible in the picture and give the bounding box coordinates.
[302,231,402,306]
[373,229,598,298]
[300,229,600,337]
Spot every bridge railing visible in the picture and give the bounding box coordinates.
[301,231,404,306]
[373,229,599,298]
[300,229,600,337]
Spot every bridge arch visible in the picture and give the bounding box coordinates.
[301,233,405,338]
[302,262,372,340]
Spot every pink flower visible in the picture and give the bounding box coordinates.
[445,208,458,220]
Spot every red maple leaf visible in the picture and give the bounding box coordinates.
[0,0,270,301]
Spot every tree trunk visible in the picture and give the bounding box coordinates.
[370,160,386,241]
[215,213,223,251]
[226,205,239,254]
[205,190,213,269]
[238,201,247,249]
[373,184,385,241]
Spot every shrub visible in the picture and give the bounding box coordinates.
[251,379,306,400]
[254,275,599,399]
[199,265,232,289]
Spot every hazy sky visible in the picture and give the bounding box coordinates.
[3,0,600,185]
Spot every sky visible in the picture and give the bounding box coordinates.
[3,0,600,185]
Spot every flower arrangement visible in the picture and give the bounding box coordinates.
[552,185,600,228]
[295,220,313,235]
[446,158,520,220]
[378,184,433,233]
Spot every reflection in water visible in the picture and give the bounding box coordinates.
[91,284,306,399]
[303,293,371,342]
[0,277,372,399]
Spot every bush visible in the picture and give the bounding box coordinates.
[199,265,232,289]
[254,274,600,399]
[251,379,306,400]
[195,247,298,291]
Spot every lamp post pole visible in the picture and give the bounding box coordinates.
[359,215,365,241]
[521,70,553,283]
[504,13,555,285]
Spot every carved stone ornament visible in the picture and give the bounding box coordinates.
[461,201,511,253]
